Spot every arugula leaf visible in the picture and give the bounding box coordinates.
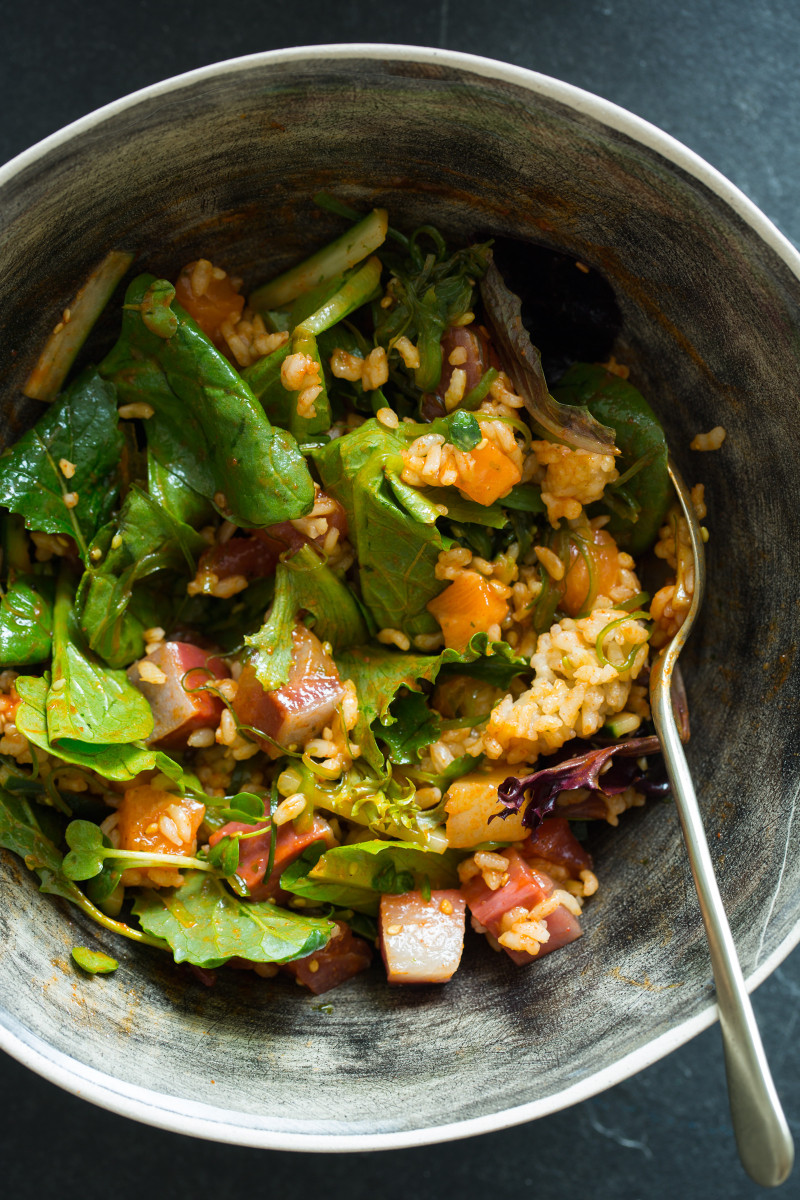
[375,236,491,392]
[552,363,670,552]
[246,544,370,690]
[0,368,122,560]
[337,632,529,772]
[14,674,190,785]
[132,871,332,967]
[76,485,204,667]
[46,568,152,745]
[280,839,460,916]
[100,274,314,527]
[314,421,446,635]
[0,577,53,666]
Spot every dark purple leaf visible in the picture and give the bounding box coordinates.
[495,736,666,832]
[480,258,616,454]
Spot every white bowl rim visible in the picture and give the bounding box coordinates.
[1,41,800,1153]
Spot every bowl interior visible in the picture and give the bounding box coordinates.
[1,49,800,1148]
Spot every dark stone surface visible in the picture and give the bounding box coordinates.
[1,2,799,1196]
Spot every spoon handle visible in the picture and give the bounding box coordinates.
[651,661,794,1187]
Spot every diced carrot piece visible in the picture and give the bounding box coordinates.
[426,570,509,651]
[175,261,245,349]
[457,439,522,506]
[561,527,622,616]
[444,765,531,848]
[117,786,205,857]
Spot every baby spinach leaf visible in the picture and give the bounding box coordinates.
[100,274,314,527]
[15,675,161,781]
[280,840,460,916]
[147,450,214,528]
[552,363,670,553]
[72,946,119,974]
[0,368,122,560]
[47,568,153,745]
[0,577,53,666]
[314,421,446,636]
[132,871,332,967]
[76,485,205,667]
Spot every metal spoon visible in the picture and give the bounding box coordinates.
[649,460,794,1187]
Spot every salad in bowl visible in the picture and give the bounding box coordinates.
[0,198,701,991]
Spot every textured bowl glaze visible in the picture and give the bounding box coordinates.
[1,46,800,1151]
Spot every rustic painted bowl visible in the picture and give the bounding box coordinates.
[1,45,799,1150]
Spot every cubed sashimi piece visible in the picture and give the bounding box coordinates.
[282,921,373,994]
[127,641,229,748]
[457,439,522,506]
[208,814,335,901]
[444,765,530,848]
[426,570,509,651]
[462,848,582,965]
[380,890,466,984]
[232,624,345,756]
[117,784,206,887]
[521,816,593,877]
[198,492,347,584]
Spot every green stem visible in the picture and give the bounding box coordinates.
[251,210,388,311]
[297,256,383,336]
[74,888,169,951]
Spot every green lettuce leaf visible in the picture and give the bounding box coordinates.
[100,274,314,527]
[0,578,53,666]
[280,839,460,915]
[132,871,332,967]
[313,420,447,636]
[0,368,122,560]
[552,363,670,553]
[375,237,491,392]
[338,632,529,771]
[76,485,205,667]
[378,690,441,765]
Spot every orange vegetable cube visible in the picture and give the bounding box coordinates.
[426,570,509,651]
[457,440,522,506]
[561,528,622,616]
[444,765,531,847]
[175,260,245,350]
[116,785,206,888]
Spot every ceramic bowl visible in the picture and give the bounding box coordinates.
[1,45,800,1151]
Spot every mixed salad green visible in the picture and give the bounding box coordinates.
[0,199,684,991]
